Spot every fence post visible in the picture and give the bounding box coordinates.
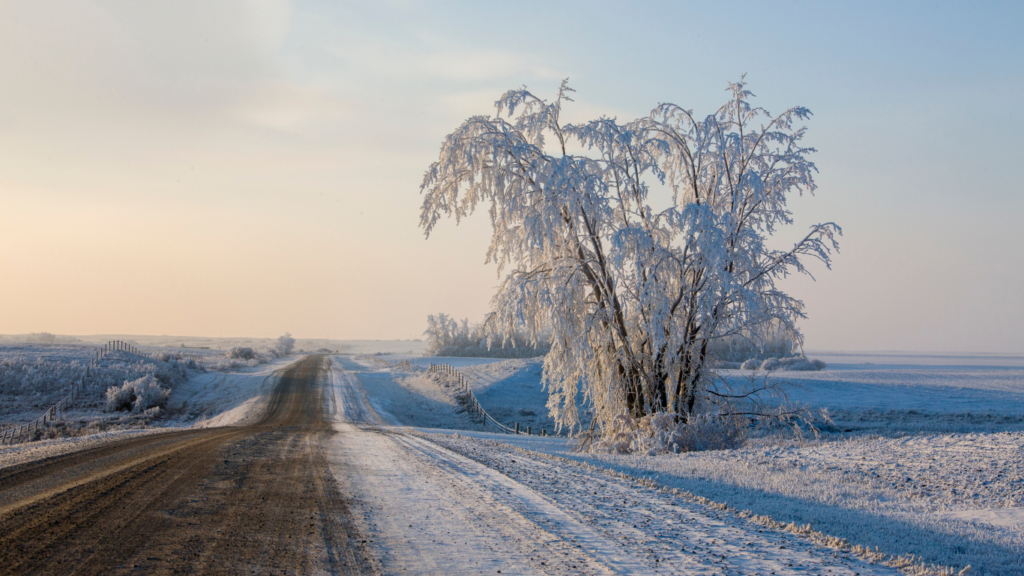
[515,422,520,434]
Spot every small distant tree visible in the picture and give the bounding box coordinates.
[420,79,839,438]
[273,333,295,356]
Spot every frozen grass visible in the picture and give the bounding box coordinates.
[0,343,172,428]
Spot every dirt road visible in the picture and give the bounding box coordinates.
[0,355,375,576]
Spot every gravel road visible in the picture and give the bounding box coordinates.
[0,355,376,576]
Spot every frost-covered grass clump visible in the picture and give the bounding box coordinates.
[105,375,170,414]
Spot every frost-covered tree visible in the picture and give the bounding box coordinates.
[423,313,550,358]
[273,333,295,357]
[420,79,839,436]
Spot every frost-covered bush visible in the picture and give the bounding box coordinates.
[591,412,746,455]
[740,358,760,370]
[105,375,170,413]
[756,356,826,371]
[273,333,295,357]
[0,345,197,425]
[423,313,550,358]
[155,359,190,385]
[105,380,136,412]
[227,346,257,360]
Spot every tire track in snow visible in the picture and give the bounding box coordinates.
[330,423,621,575]
[425,434,903,575]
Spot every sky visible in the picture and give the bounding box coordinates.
[0,0,1021,352]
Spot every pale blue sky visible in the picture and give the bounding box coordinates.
[0,1,1020,352]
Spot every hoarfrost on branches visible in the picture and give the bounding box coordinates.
[423,313,550,358]
[420,79,840,443]
[273,333,295,357]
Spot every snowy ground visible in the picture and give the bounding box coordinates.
[349,352,1023,575]
[327,356,909,576]
[165,356,297,427]
[533,433,1023,575]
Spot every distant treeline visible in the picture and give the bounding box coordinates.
[423,314,550,358]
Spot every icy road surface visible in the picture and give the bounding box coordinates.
[324,357,905,576]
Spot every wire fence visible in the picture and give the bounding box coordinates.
[356,355,530,435]
[426,363,517,434]
[0,340,201,446]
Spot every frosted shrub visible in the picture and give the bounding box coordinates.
[105,381,137,412]
[592,412,746,455]
[105,375,170,414]
[155,360,189,385]
[133,377,170,411]
[273,333,295,357]
[741,359,760,370]
[227,347,257,360]
[0,352,156,397]
[759,356,826,371]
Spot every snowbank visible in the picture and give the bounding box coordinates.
[168,356,297,427]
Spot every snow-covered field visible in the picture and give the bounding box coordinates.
[351,351,1024,575]
[746,351,1024,434]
